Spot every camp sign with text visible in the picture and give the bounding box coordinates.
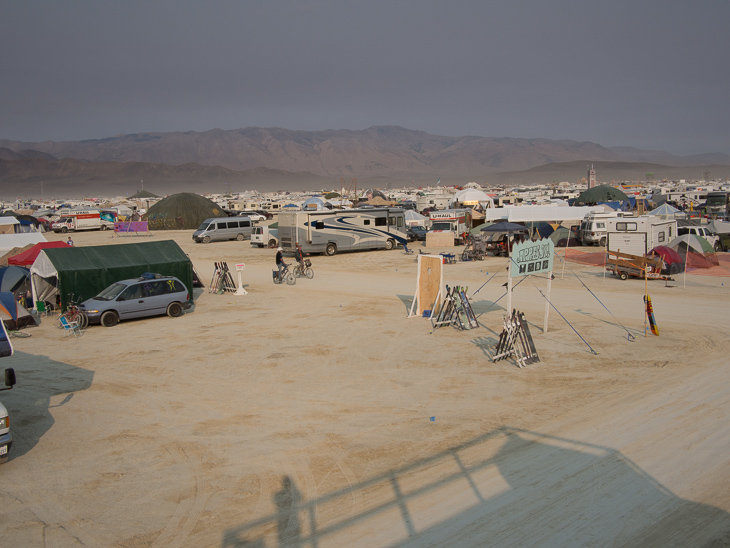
[510,238,554,278]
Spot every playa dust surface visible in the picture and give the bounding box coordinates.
[2,229,729,547]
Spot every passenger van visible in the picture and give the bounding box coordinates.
[192,217,252,243]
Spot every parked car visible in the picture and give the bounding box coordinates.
[407,226,428,241]
[79,275,193,327]
[238,211,266,222]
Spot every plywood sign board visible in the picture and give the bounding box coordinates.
[426,232,455,248]
[409,255,445,317]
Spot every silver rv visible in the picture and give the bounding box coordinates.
[278,208,407,255]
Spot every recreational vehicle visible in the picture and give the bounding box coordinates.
[606,216,677,256]
[278,208,407,256]
[579,211,633,246]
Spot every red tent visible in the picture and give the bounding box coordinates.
[7,241,70,266]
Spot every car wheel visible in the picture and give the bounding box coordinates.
[101,310,119,327]
[619,271,628,280]
[599,237,606,247]
[385,239,395,250]
[202,236,211,244]
[236,233,245,241]
[714,242,720,252]
[268,239,277,248]
[167,302,183,317]
[61,226,68,233]
[325,243,337,256]
[0,454,8,465]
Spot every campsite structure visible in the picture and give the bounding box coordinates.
[30,240,194,311]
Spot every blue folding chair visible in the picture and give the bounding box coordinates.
[60,316,82,337]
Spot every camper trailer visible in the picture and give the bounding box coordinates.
[578,211,633,246]
[278,208,407,256]
[606,216,677,256]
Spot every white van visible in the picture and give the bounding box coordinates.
[192,217,253,243]
[579,211,632,246]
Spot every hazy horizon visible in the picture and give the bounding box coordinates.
[2,1,729,156]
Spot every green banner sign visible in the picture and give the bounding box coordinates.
[510,238,554,278]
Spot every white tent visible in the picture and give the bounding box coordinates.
[0,217,46,254]
[448,189,494,209]
[648,203,683,219]
[404,210,428,226]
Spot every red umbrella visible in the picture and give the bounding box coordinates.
[648,245,682,264]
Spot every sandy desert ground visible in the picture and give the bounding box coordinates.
[1,227,729,547]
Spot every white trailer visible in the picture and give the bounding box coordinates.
[606,216,677,255]
[278,208,407,256]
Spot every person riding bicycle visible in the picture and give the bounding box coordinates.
[294,243,305,272]
[275,247,288,281]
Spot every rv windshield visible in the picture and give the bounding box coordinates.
[706,192,729,205]
[197,222,211,231]
[94,282,127,301]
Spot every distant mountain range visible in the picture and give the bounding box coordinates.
[1,126,728,198]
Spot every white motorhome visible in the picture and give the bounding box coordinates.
[278,208,407,256]
[579,211,633,246]
[52,210,114,233]
[606,216,678,256]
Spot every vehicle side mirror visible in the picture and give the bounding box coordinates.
[4,368,15,388]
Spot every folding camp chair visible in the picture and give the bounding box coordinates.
[60,316,82,337]
[403,243,414,255]
[35,301,50,317]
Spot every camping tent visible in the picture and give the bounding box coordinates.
[648,245,685,275]
[0,266,31,296]
[648,203,682,219]
[144,192,226,230]
[7,241,69,266]
[30,240,194,310]
[448,189,494,209]
[404,210,428,227]
[0,291,37,331]
[667,234,718,269]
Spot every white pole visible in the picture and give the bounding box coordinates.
[543,271,552,332]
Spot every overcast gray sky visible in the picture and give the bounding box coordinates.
[2,0,728,155]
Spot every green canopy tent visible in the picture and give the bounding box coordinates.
[29,240,194,311]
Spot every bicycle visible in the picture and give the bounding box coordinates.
[293,258,314,279]
[272,264,296,285]
[56,294,89,330]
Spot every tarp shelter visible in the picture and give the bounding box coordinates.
[7,241,69,266]
[30,240,194,310]
[0,291,37,330]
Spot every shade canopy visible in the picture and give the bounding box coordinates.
[7,241,69,266]
[480,221,527,233]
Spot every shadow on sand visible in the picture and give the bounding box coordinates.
[1,350,94,461]
[221,427,730,547]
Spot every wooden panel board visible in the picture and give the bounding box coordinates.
[416,256,443,315]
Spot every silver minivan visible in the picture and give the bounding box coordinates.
[79,275,193,327]
[193,217,252,243]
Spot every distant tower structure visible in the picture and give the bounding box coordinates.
[587,164,597,189]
